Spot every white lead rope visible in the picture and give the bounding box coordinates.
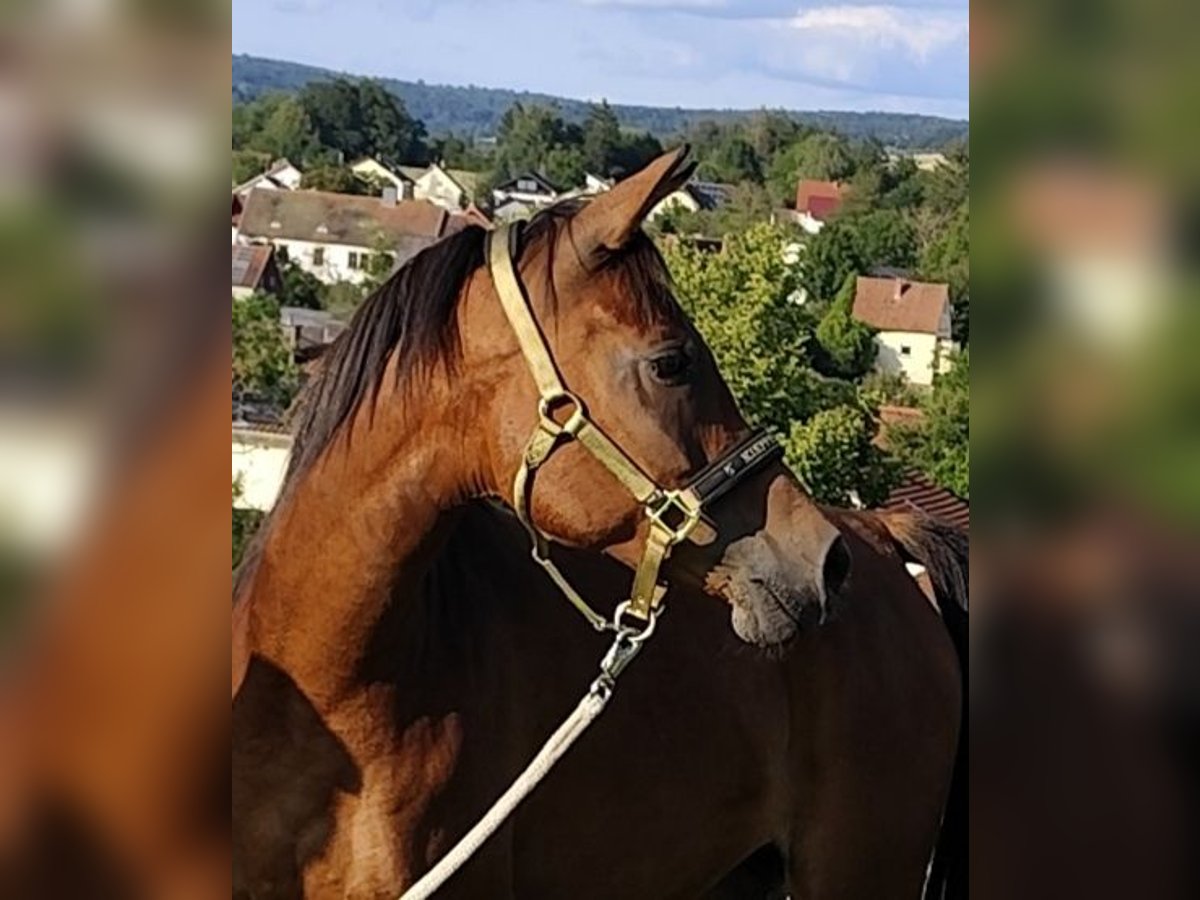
[398,617,654,900]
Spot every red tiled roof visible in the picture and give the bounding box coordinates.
[460,203,493,229]
[796,179,844,218]
[873,405,925,450]
[882,471,969,530]
[878,404,925,430]
[852,277,949,335]
[232,244,275,290]
[806,194,841,220]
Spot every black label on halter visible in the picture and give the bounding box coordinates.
[687,430,783,507]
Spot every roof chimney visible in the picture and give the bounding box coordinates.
[893,279,909,301]
[381,185,398,208]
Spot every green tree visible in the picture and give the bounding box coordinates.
[878,157,924,209]
[233,478,264,570]
[251,95,320,163]
[920,151,969,216]
[861,370,920,408]
[889,349,969,498]
[920,201,969,343]
[298,78,427,164]
[814,273,877,380]
[301,165,371,195]
[804,219,865,303]
[745,111,805,164]
[711,183,777,234]
[232,292,298,408]
[854,209,917,270]
[766,132,854,205]
[276,256,327,310]
[542,144,586,190]
[492,103,571,181]
[234,92,285,150]
[582,101,622,175]
[786,405,899,506]
[232,149,270,186]
[664,224,834,431]
[804,210,916,303]
[429,133,489,170]
[697,134,762,184]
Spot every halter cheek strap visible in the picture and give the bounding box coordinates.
[487,223,782,630]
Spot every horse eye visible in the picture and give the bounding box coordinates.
[649,350,693,385]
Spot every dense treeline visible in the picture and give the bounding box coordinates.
[232,79,432,185]
[233,54,968,150]
[232,83,667,193]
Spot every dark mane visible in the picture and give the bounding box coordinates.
[285,225,487,483]
[235,198,680,602]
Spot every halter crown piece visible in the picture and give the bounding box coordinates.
[486,223,783,632]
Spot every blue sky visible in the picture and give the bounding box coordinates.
[233,0,968,119]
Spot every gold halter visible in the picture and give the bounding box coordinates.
[486,223,782,631]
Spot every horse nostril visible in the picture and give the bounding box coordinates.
[821,534,851,598]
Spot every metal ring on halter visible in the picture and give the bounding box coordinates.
[612,600,659,643]
[644,490,703,545]
[597,625,649,687]
[537,390,588,438]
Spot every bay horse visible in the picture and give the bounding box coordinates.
[235,500,965,899]
[234,148,964,897]
[234,148,852,892]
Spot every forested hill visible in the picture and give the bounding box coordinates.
[233,54,968,150]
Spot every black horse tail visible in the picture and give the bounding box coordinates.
[877,510,968,900]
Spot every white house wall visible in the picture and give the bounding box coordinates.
[351,159,411,196]
[264,237,374,285]
[874,330,944,386]
[646,191,700,221]
[271,164,304,190]
[415,169,465,212]
[233,430,290,512]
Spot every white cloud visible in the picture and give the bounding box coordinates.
[786,5,967,62]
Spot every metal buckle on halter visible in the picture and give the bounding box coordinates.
[644,489,702,545]
[537,390,588,438]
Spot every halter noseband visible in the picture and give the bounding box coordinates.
[486,223,782,631]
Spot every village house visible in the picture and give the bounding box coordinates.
[559,172,615,201]
[351,158,481,212]
[792,179,845,234]
[852,276,956,387]
[883,470,969,528]
[868,404,968,599]
[491,172,561,221]
[231,244,283,299]
[234,187,467,285]
[874,405,969,523]
[413,163,476,211]
[280,306,346,360]
[232,423,291,513]
[349,157,416,199]
[646,179,733,221]
[234,158,303,199]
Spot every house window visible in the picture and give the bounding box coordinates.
[518,178,537,192]
[348,252,361,270]
[312,247,325,266]
[900,345,912,357]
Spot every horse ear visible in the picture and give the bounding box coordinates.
[568,145,696,263]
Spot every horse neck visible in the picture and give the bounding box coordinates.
[237,367,487,710]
